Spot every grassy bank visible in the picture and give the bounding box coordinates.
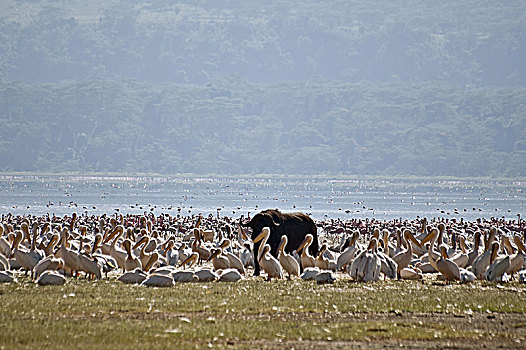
[1,275,525,349]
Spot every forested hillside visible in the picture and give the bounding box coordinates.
[0,0,525,176]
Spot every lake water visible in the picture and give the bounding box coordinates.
[0,175,524,221]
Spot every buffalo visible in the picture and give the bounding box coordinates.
[240,209,319,276]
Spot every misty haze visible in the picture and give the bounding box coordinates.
[0,0,524,177]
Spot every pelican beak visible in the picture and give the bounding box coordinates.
[406,231,423,248]
[297,236,310,252]
[439,246,448,259]
[490,244,499,263]
[350,232,360,246]
[103,227,118,244]
[421,229,436,245]
[132,236,147,250]
[514,236,526,252]
[208,249,220,261]
[253,231,267,243]
[122,240,132,254]
[144,252,159,271]
[278,238,286,252]
[258,245,269,262]
[181,253,198,268]
[238,225,248,240]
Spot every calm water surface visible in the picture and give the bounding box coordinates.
[0,175,524,221]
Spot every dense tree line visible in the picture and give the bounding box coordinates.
[1,0,525,85]
[0,0,525,176]
[1,80,525,176]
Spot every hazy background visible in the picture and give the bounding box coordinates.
[0,0,525,176]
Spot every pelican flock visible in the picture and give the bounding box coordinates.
[0,212,524,288]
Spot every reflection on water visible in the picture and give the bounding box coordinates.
[0,175,524,221]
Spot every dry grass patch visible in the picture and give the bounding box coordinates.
[1,274,525,349]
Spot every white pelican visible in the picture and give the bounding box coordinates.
[177,242,193,264]
[377,251,398,280]
[381,229,396,258]
[192,229,212,263]
[472,242,499,279]
[0,226,11,258]
[122,239,141,271]
[0,253,8,271]
[315,243,329,270]
[208,248,230,271]
[34,256,64,279]
[54,228,81,276]
[252,227,282,277]
[200,228,215,243]
[252,227,271,247]
[195,268,219,282]
[336,231,359,271]
[180,252,198,269]
[451,235,469,268]
[277,235,300,278]
[239,242,254,268]
[142,252,159,273]
[424,229,460,283]
[415,217,429,241]
[349,238,381,282]
[297,234,316,269]
[392,228,404,257]
[25,222,45,259]
[91,234,118,278]
[399,267,423,280]
[377,229,398,279]
[417,228,443,273]
[467,231,482,267]
[459,268,476,283]
[221,240,245,275]
[485,227,498,248]
[218,268,243,282]
[392,229,422,275]
[300,267,321,281]
[163,240,179,267]
[77,235,102,279]
[173,270,198,282]
[507,236,525,278]
[486,246,510,282]
[257,244,283,280]
[103,226,127,270]
[36,271,66,286]
[43,233,60,257]
[11,229,42,278]
[0,270,15,283]
[141,273,175,287]
[314,270,336,284]
[117,268,147,284]
[173,253,199,282]
[432,246,461,283]
[315,243,336,271]
[132,236,154,268]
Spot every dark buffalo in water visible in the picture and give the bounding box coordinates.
[240,209,319,276]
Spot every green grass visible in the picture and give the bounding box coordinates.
[0,278,526,348]
[1,276,525,349]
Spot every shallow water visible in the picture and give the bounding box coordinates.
[0,175,524,221]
